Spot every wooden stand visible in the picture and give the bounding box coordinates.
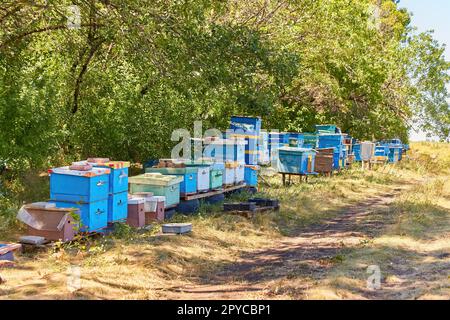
[361,160,372,170]
[181,183,246,201]
[280,172,318,186]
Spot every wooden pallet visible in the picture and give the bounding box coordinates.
[225,205,279,219]
[181,183,246,201]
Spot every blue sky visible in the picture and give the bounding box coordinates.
[399,0,450,141]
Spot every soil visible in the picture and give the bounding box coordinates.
[159,187,416,299]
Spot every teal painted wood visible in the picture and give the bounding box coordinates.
[277,148,316,174]
[388,147,401,163]
[145,167,198,194]
[181,162,210,191]
[210,170,223,189]
[315,125,341,134]
[129,183,180,207]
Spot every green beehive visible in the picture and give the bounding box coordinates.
[129,173,183,208]
[302,133,318,148]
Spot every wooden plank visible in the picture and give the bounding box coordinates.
[225,205,279,219]
[181,183,246,201]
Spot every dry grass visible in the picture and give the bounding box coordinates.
[301,143,450,300]
[1,142,449,300]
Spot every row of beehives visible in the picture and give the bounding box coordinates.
[266,125,406,176]
[14,155,260,243]
[9,118,407,248]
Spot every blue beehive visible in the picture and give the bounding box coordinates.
[287,133,304,148]
[375,145,389,157]
[279,132,290,146]
[107,191,128,222]
[89,161,130,194]
[230,116,261,134]
[388,146,402,163]
[302,133,318,149]
[49,167,110,203]
[145,167,198,195]
[268,132,281,155]
[353,144,361,161]
[206,138,246,164]
[333,151,340,170]
[315,124,342,134]
[229,116,262,165]
[277,147,316,174]
[244,165,259,187]
[49,166,111,231]
[318,134,344,155]
[88,160,130,223]
[50,199,108,232]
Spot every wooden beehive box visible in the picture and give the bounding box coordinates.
[21,205,79,242]
[315,148,334,173]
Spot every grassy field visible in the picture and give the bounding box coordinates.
[0,142,449,299]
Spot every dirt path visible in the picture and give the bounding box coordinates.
[160,187,407,299]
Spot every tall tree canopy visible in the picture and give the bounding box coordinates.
[0,0,449,174]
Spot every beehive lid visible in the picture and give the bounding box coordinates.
[129,173,183,186]
[29,202,56,209]
[146,167,198,175]
[182,160,213,167]
[245,165,260,170]
[19,205,79,231]
[128,197,145,205]
[211,162,225,170]
[209,138,247,146]
[49,166,110,177]
[131,192,154,199]
[90,161,131,169]
[279,147,316,154]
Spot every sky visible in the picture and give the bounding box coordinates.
[399,0,450,141]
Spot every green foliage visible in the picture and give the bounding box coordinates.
[0,0,449,202]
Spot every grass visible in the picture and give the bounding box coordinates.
[1,142,449,299]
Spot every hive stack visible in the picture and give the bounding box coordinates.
[268,132,281,162]
[88,160,130,224]
[49,166,111,232]
[317,133,344,170]
[229,116,261,165]
[353,143,362,161]
[258,131,270,165]
[302,133,318,149]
